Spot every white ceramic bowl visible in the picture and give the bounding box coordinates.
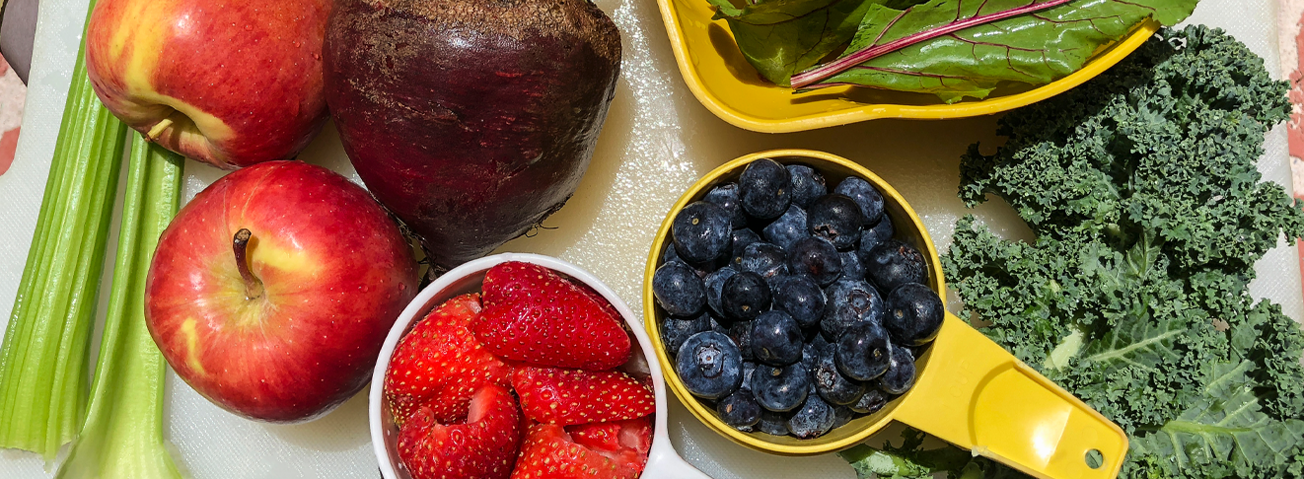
[370,252,712,479]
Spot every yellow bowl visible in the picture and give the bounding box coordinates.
[654,0,1160,132]
[644,149,1129,479]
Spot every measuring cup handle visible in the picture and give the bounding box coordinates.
[640,447,713,479]
[890,314,1128,479]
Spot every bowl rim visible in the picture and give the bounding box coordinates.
[642,148,946,455]
[653,0,1160,132]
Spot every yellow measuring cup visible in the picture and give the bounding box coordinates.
[644,149,1128,479]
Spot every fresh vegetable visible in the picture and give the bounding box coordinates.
[710,0,1199,102]
[145,161,419,422]
[55,138,185,479]
[510,366,656,425]
[0,1,127,457]
[397,385,523,479]
[86,0,332,169]
[473,262,632,371]
[384,293,510,426]
[840,25,1304,478]
[322,0,622,272]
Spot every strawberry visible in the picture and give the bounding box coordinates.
[397,385,523,479]
[567,417,653,461]
[385,293,511,425]
[510,423,645,479]
[511,366,655,425]
[474,262,631,370]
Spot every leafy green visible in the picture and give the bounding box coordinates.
[843,25,1304,478]
[804,0,1199,101]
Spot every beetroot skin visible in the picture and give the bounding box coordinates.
[323,0,621,271]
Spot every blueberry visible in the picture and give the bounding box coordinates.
[833,177,885,227]
[729,228,762,268]
[752,363,810,412]
[739,158,792,220]
[800,342,820,372]
[720,272,771,322]
[653,261,707,317]
[787,236,842,286]
[848,388,889,414]
[717,389,763,430]
[672,201,733,263]
[661,312,712,357]
[703,183,748,229]
[831,405,856,429]
[878,345,916,395]
[807,194,866,250]
[762,205,809,251]
[820,279,885,341]
[726,320,755,361]
[786,394,836,439]
[859,216,895,255]
[703,267,738,316]
[814,347,866,406]
[662,245,714,277]
[809,333,832,355]
[750,311,803,366]
[786,164,827,209]
[884,282,945,346]
[740,242,787,283]
[839,250,866,282]
[835,322,893,382]
[743,361,758,391]
[771,275,826,330]
[865,240,928,293]
[755,410,790,436]
[676,331,744,399]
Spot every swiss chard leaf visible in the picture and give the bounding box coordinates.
[805,0,1199,102]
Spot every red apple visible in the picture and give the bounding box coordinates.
[144,161,419,422]
[85,0,331,169]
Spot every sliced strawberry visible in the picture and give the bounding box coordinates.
[509,423,644,479]
[397,385,523,479]
[567,417,653,465]
[385,293,511,425]
[473,262,631,370]
[511,366,655,425]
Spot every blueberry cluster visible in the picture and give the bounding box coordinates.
[654,158,945,439]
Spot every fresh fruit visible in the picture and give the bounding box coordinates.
[675,331,744,399]
[397,385,522,479]
[787,236,842,286]
[566,417,653,467]
[786,164,827,208]
[839,250,867,281]
[833,177,885,227]
[755,410,790,436]
[771,275,826,329]
[145,161,418,422]
[761,205,809,250]
[849,388,889,414]
[786,394,836,439]
[752,363,810,412]
[661,312,712,357]
[878,346,917,395]
[703,183,748,228]
[384,293,511,425]
[807,194,865,250]
[652,262,707,317]
[739,242,788,283]
[717,389,763,430]
[323,0,621,271]
[86,0,331,169]
[859,216,895,254]
[724,320,756,361]
[729,228,763,268]
[820,279,884,341]
[865,240,928,293]
[835,322,894,382]
[511,423,644,479]
[738,158,792,219]
[672,201,733,263]
[884,283,945,346]
[750,311,803,366]
[511,366,655,426]
[703,266,738,316]
[474,262,631,371]
[719,272,771,322]
[814,347,866,406]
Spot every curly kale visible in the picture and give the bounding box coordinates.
[936,25,1304,478]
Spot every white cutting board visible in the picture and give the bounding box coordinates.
[1,0,1299,478]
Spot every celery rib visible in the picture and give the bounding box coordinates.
[0,0,127,459]
[56,137,185,479]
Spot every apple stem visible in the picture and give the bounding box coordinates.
[233,228,265,300]
[146,118,174,141]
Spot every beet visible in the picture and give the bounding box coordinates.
[323,0,621,271]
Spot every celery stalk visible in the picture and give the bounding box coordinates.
[56,137,184,479]
[0,0,127,459]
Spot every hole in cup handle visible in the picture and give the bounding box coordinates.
[641,448,714,479]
